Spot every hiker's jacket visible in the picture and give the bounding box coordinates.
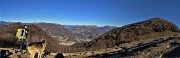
[16,29,28,39]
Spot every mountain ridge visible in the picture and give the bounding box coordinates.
[0,21,117,46]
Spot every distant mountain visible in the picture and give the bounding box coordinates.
[73,18,180,51]
[0,21,13,27]
[0,21,7,24]
[64,25,117,41]
[99,26,118,32]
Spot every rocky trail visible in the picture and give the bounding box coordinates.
[88,36,180,58]
[0,48,64,58]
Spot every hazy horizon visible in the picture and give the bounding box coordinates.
[0,20,119,27]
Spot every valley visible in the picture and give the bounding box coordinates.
[0,18,180,58]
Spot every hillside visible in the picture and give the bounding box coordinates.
[73,18,180,51]
[0,21,13,27]
[0,23,62,52]
[0,18,180,57]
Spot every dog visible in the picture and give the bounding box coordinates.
[27,39,46,58]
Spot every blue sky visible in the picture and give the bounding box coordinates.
[0,0,180,27]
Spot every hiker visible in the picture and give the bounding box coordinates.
[15,25,28,53]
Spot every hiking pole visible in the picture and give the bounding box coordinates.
[20,38,23,55]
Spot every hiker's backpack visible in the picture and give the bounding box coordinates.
[16,29,23,39]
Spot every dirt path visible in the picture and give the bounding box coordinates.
[0,48,63,58]
[88,36,180,58]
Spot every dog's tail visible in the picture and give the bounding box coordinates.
[41,39,46,43]
[40,39,46,45]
